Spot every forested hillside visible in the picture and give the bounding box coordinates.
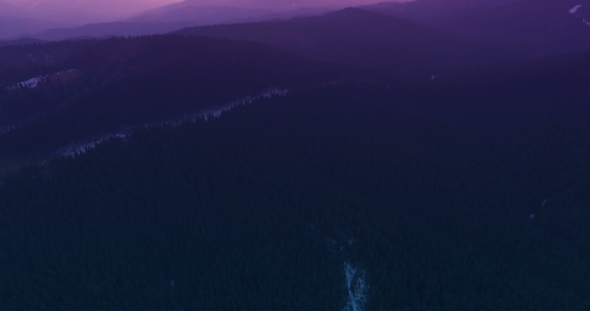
[0,11,590,309]
[1,79,589,310]
[0,35,359,159]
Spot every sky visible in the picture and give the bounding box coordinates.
[1,0,412,23]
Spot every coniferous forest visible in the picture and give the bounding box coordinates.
[1,3,590,311]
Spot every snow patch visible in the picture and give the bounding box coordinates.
[570,4,583,13]
[58,132,130,157]
[343,262,369,311]
[7,77,42,90]
[320,232,369,311]
[6,69,79,90]
[198,88,289,122]
[20,78,40,88]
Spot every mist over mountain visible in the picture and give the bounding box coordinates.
[0,0,409,26]
[0,0,176,39]
[15,5,330,41]
[133,4,274,23]
[0,0,341,40]
[131,2,329,24]
[0,16,58,39]
[0,1,28,16]
[0,0,175,23]
[129,0,412,12]
[0,1,59,39]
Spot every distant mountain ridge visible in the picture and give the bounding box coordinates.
[5,2,327,42]
[25,21,198,41]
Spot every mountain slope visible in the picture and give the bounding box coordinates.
[365,0,590,57]
[176,8,519,79]
[0,35,358,159]
[1,77,590,311]
[444,0,590,57]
